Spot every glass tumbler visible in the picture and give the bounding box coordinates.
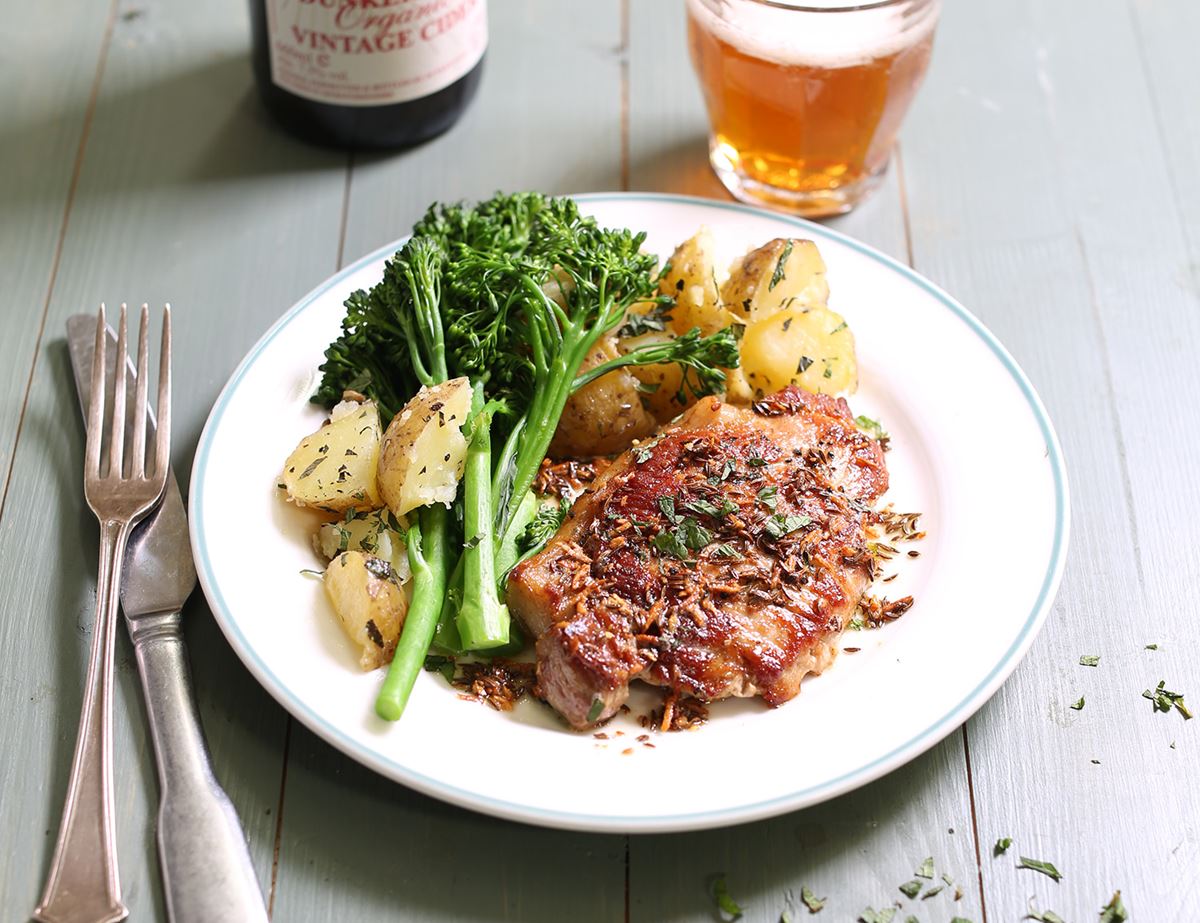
[687,0,941,216]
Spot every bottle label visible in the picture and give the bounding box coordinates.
[264,0,487,107]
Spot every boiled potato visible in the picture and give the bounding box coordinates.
[740,304,857,396]
[315,509,411,585]
[619,329,695,423]
[721,238,829,324]
[377,377,471,517]
[549,337,656,458]
[281,400,382,513]
[323,551,408,671]
[658,228,738,336]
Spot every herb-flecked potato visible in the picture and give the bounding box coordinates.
[658,228,738,336]
[549,337,657,458]
[323,551,408,670]
[619,328,696,423]
[315,508,411,585]
[740,304,857,397]
[377,377,471,517]
[721,238,829,324]
[281,400,382,513]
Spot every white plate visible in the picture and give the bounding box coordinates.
[191,193,1069,833]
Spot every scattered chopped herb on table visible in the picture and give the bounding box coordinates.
[994,837,1012,856]
[858,908,895,923]
[1099,890,1128,922]
[916,857,934,879]
[1079,654,1100,667]
[711,875,743,919]
[799,887,826,913]
[1143,680,1192,719]
[1026,910,1065,923]
[1070,696,1085,711]
[1145,642,1159,650]
[1017,856,1063,882]
[899,879,923,899]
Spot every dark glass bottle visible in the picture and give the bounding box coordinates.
[249,0,486,150]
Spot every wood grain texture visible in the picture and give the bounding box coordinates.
[625,3,981,921]
[0,0,114,511]
[0,0,348,917]
[269,4,630,921]
[902,0,1200,918]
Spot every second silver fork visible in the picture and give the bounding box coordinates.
[35,305,171,923]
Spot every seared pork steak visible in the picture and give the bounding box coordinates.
[507,386,889,729]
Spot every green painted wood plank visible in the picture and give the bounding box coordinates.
[902,0,1200,918]
[270,3,630,920]
[0,0,348,917]
[0,2,113,506]
[624,3,979,921]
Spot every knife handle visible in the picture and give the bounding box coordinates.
[128,612,269,923]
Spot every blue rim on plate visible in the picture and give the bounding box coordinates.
[190,192,1070,833]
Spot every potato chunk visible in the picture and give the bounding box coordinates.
[659,228,738,336]
[323,551,408,671]
[740,304,857,396]
[619,329,695,424]
[721,238,829,324]
[377,378,471,517]
[315,509,411,585]
[549,338,657,458]
[281,401,382,513]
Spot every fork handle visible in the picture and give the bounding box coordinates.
[35,520,130,923]
[127,610,269,923]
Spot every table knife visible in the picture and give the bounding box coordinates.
[66,315,269,923]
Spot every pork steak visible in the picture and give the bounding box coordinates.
[507,386,889,729]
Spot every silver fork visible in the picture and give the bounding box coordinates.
[35,304,171,923]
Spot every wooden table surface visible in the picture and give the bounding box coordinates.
[2,1,1197,920]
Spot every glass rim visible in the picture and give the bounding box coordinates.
[735,0,920,12]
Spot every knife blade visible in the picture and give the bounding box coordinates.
[66,315,269,923]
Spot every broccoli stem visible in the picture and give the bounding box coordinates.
[456,384,510,650]
[494,489,538,589]
[374,506,450,721]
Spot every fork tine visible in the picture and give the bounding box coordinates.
[154,304,172,481]
[129,304,150,479]
[108,305,128,479]
[85,305,107,477]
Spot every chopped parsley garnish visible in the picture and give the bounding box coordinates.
[298,568,324,578]
[712,543,742,560]
[1070,697,1085,711]
[686,497,736,519]
[298,455,326,479]
[916,857,934,879]
[1099,891,1128,922]
[719,458,735,480]
[1017,856,1062,882]
[769,240,794,290]
[618,303,670,338]
[757,485,778,510]
[763,513,811,541]
[822,365,832,379]
[1143,680,1192,719]
[857,908,895,923]
[747,456,768,468]
[799,886,825,913]
[658,495,680,523]
[796,356,814,375]
[586,697,604,723]
[711,875,743,920]
[633,445,653,463]
[994,837,1012,855]
[1027,909,1066,923]
[652,530,690,560]
[854,415,887,441]
[679,517,714,552]
[830,321,847,334]
[898,880,922,899]
[1079,654,1101,667]
[920,885,943,899]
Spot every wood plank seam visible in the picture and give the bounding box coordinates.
[896,138,988,919]
[1072,225,1145,592]
[268,716,294,919]
[1125,0,1200,291]
[0,0,119,527]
